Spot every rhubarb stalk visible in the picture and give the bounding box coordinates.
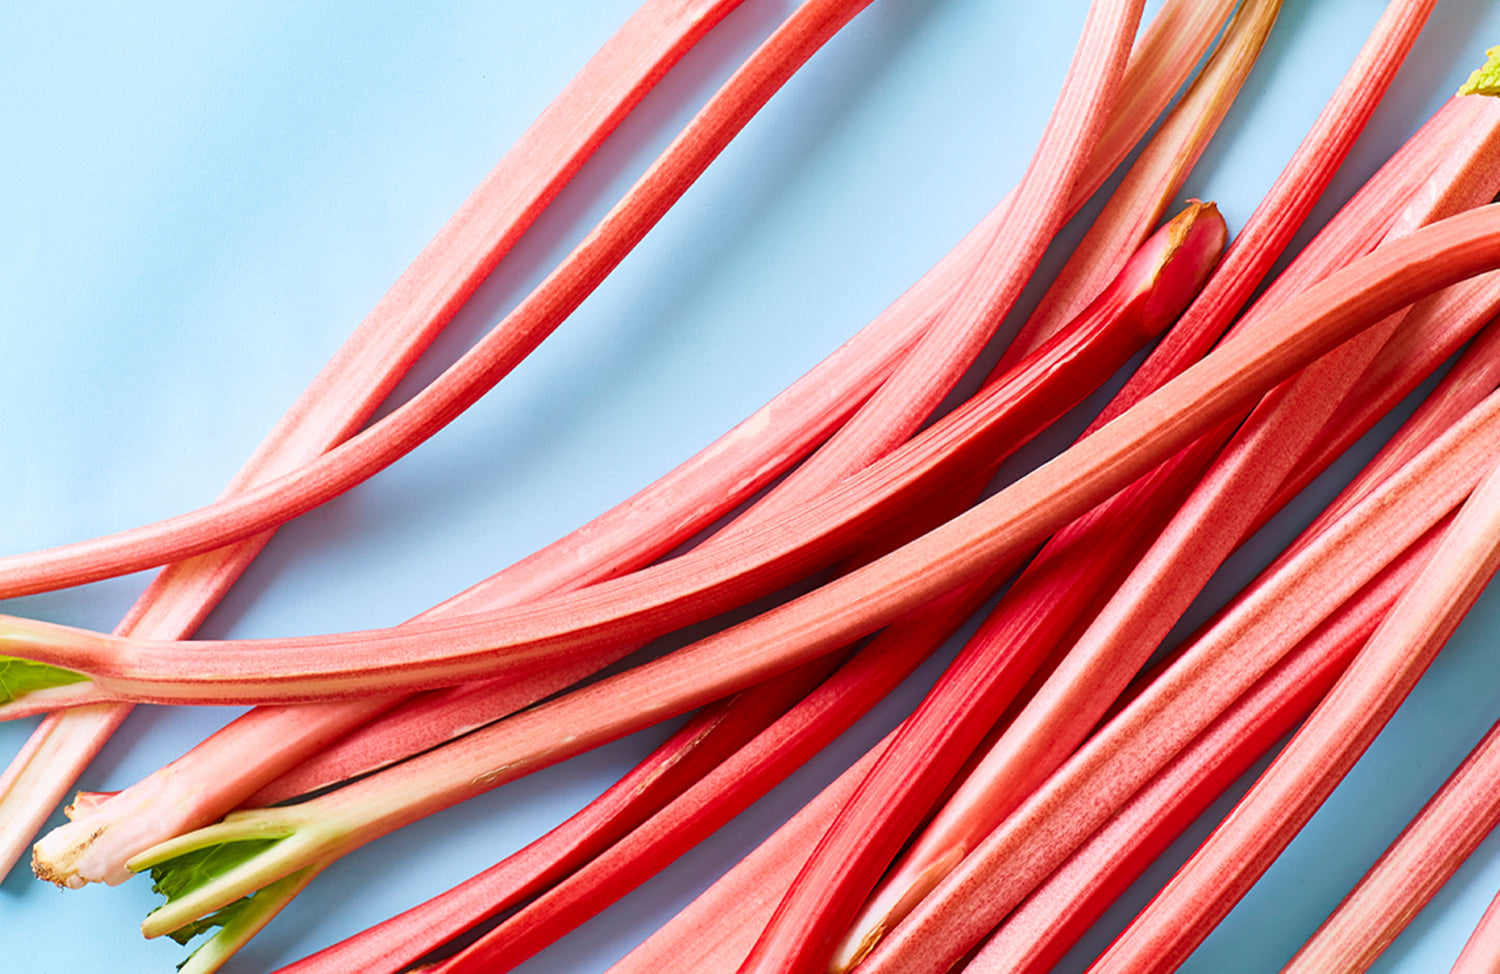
[1086,436,1500,974]
[0,0,755,879]
[112,206,1500,945]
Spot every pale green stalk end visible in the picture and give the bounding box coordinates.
[172,865,324,974]
[1460,46,1500,96]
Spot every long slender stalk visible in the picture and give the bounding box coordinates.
[115,207,1500,943]
[1087,442,1500,974]
[843,70,1500,968]
[0,0,882,601]
[17,0,1230,892]
[1280,716,1500,974]
[2,202,1228,706]
[853,379,1500,974]
[0,0,754,879]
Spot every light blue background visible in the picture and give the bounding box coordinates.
[5,0,1500,971]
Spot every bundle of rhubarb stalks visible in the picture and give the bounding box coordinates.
[10,0,1500,971]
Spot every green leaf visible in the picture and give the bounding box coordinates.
[166,898,259,950]
[1459,46,1500,97]
[0,656,88,705]
[145,838,286,955]
[147,839,283,905]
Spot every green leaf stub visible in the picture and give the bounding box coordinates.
[1459,46,1500,97]
[147,839,284,905]
[0,656,87,705]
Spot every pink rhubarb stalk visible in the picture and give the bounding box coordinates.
[852,379,1500,974]
[111,206,1500,942]
[19,0,894,891]
[0,202,1234,707]
[839,66,1500,969]
[1085,439,1500,974]
[0,0,754,878]
[1279,715,1500,974]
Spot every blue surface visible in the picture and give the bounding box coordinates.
[5,0,1500,971]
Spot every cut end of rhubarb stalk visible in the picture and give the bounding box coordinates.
[1139,200,1226,329]
[35,793,176,888]
[1460,46,1500,97]
[31,846,88,889]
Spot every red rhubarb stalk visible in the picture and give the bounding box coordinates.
[966,531,1439,974]
[0,0,882,601]
[1075,0,1438,410]
[1086,443,1500,974]
[853,380,1500,974]
[843,70,1500,967]
[1279,714,1500,974]
[113,207,1500,942]
[0,203,1239,707]
[606,736,896,974]
[0,0,755,878]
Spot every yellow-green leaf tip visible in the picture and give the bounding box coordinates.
[1459,46,1500,97]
